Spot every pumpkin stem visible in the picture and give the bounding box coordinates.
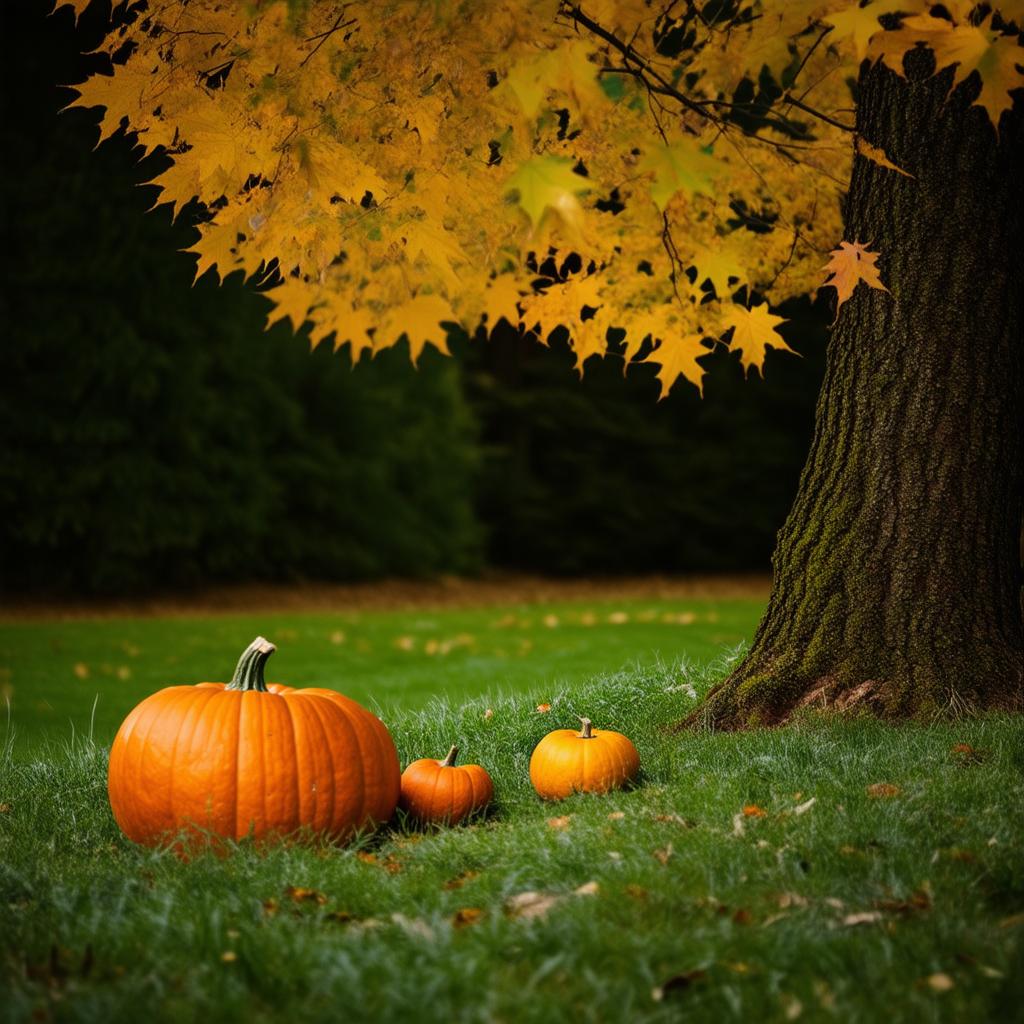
[440,745,459,768]
[227,636,276,692]
[577,717,595,739]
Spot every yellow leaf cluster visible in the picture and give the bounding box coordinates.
[59,0,1019,394]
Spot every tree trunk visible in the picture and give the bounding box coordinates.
[695,51,1024,728]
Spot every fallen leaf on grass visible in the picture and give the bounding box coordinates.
[0,803,10,813]
[329,630,346,645]
[777,892,809,909]
[732,908,753,925]
[732,813,746,837]
[536,703,552,713]
[326,910,353,923]
[652,969,707,1001]
[547,815,572,830]
[761,912,789,927]
[625,884,648,900]
[286,886,327,905]
[842,911,884,926]
[220,951,237,963]
[781,994,804,1020]
[998,912,1024,929]
[452,907,484,928]
[743,804,767,818]
[391,913,434,940]
[262,898,278,916]
[483,708,494,720]
[607,851,623,861]
[654,813,696,827]
[824,898,845,910]
[951,743,986,764]
[874,887,931,915]
[653,844,674,865]
[73,663,89,679]
[506,891,561,920]
[866,783,901,798]
[926,973,954,993]
[443,870,480,890]
[356,851,402,872]
[574,881,600,896]
[792,798,816,816]
[608,811,626,821]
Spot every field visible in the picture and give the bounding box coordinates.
[0,591,762,753]
[2,592,1023,1023]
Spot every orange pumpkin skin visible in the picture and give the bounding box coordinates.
[399,746,493,824]
[529,718,640,800]
[107,637,400,846]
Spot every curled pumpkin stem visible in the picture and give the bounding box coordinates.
[227,636,276,692]
[577,717,594,739]
[440,744,459,768]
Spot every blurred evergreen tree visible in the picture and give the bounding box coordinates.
[459,303,826,574]
[1,1,481,593]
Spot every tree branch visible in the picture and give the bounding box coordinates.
[782,92,854,132]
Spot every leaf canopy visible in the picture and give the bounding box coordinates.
[60,0,1023,393]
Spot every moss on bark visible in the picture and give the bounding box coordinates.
[694,51,1024,729]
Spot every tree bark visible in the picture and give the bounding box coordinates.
[695,51,1024,728]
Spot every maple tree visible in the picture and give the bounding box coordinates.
[62,0,1022,724]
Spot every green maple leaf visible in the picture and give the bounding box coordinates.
[640,140,721,210]
[505,156,591,230]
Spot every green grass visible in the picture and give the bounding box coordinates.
[2,658,1023,1024]
[0,596,761,753]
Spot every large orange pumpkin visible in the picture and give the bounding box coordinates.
[529,717,640,800]
[399,745,493,824]
[107,637,400,846]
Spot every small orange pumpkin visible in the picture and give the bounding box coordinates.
[107,637,400,846]
[529,717,640,800]
[399,745,494,824]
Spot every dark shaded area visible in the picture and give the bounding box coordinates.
[461,310,826,575]
[1,1,828,596]
[1,1,481,593]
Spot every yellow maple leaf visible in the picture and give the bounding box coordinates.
[505,155,592,237]
[570,306,616,375]
[481,275,525,331]
[874,12,1024,128]
[520,276,602,343]
[819,240,890,319]
[824,0,908,62]
[640,333,709,398]
[265,277,318,333]
[690,240,749,298]
[639,139,721,211]
[719,302,793,377]
[379,294,456,364]
[855,137,914,178]
[307,298,377,361]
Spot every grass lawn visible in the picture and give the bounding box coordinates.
[2,598,1022,1022]
[0,595,762,754]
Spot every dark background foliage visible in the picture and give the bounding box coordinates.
[1,1,828,595]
